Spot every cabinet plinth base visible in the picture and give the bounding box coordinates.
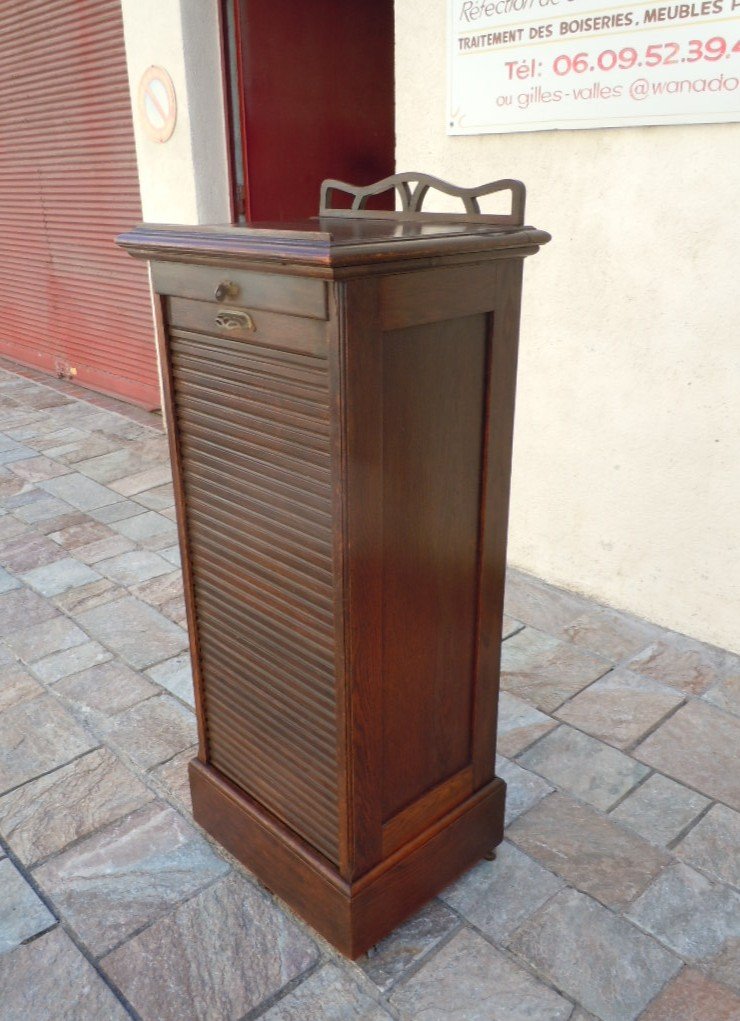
[189,759,506,958]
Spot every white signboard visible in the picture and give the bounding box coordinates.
[448,0,740,132]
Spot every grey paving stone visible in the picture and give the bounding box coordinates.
[132,482,175,511]
[47,519,113,550]
[34,801,229,956]
[75,595,188,670]
[31,641,113,684]
[159,544,182,567]
[72,534,136,565]
[87,498,146,524]
[0,926,131,1021]
[562,606,662,661]
[703,938,740,994]
[509,888,681,1021]
[97,695,197,769]
[145,653,195,707]
[0,664,44,713]
[0,748,154,866]
[0,857,56,952]
[0,566,20,593]
[24,508,86,535]
[0,694,96,795]
[92,413,154,440]
[626,635,740,696]
[501,614,522,640]
[554,669,684,750]
[501,627,611,712]
[610,773,710,847]
[128,569,183,609]
[20,558,100,597]
[0,468,29,497]
[74,442,166,486]
[358,899,459,992]
[635,701,740,810]
[54,659,159,717]
[0,587,58,636]
[496,691,557,757]
[263,962,391,1020]
[639,966,740,1021]
[109,465,172,497]
[626,863,740,963]
[158,593,187,628]
[109,509,178,550]
[518,724,649,811]
[390,927,572,1021]
[3,486,45,513]
[53,437,134,469]
[674,805,740,889]
[53,577,121,616]
[1,532,68,572]
[496,755,553,826]
[508,792,671,909]
[150,745,197,814]
[95,549,172,587]
[40,473,120,511]
[504,569,593,634]
[100,872,317,1021]
[27,419,80,440]
[5,616,87,664]
[34,426,89,455]
[703,674,740,717]
[440,839,564,944]
[0,515,28,541]
[0,443,38,465]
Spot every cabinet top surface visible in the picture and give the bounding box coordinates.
[117,216,550,273]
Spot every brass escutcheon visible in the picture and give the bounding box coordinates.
[215,310,255,332]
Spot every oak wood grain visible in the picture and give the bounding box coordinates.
[120,203,548,956]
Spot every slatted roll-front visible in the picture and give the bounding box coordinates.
[166,318,340,864]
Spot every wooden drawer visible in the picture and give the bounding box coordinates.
[153,262,327,320]
[166,297,329,358]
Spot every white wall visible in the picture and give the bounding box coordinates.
[120,0,230,224]
[397,0,740,652]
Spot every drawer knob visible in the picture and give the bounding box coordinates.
[214,280,240,302]
[215,310,255,332]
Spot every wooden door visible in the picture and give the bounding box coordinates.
[226,0,395,222]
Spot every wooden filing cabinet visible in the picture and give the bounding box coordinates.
[118,174,550,957]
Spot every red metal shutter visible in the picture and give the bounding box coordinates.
[0,0,159,408]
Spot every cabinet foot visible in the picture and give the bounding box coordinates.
[484,849,497,861]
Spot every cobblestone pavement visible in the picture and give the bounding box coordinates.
[0,366,738,1021]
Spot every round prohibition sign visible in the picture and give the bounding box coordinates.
[138,66,177,143]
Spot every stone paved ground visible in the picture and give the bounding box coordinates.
[0,365,738,1021]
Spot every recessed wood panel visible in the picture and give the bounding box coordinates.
[380,314,488,820]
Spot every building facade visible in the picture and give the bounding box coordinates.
[1,0,737,653]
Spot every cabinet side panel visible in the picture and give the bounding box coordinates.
[381,314,487,820]
[168,325,340,863]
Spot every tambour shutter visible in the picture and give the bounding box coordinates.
[0,0,159,408]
